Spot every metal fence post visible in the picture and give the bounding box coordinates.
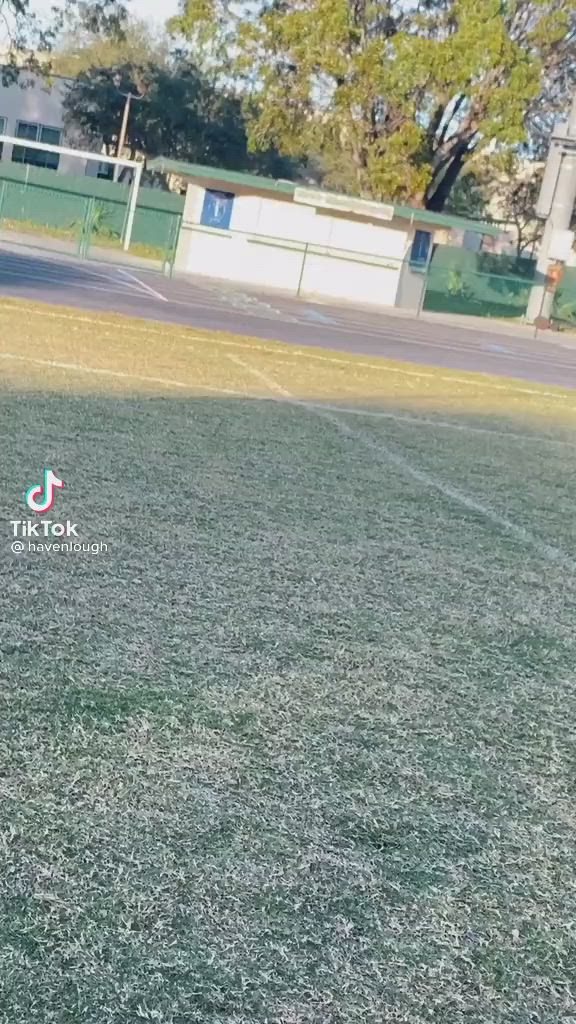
[164,212,182,277]
[78,196,95,259]
[296,243,308,297]
[415,242,435,317]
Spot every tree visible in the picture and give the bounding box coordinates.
[444,170,488,221]
[447,153,544,256]
[0,0,128,81]
[169,0,576,210]
[52,18,170,78]
[63,57,244,165]
[495,169,543,258]
[61,32,297,177]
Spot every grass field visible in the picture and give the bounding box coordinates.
[1,298,576,1024]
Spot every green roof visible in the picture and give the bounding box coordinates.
[148,157,501,236]
[147,158,296,195]
[392,203,500,235]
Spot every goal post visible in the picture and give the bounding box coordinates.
[0,134,143,251]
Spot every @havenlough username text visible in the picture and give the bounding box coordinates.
[11,540,108,555]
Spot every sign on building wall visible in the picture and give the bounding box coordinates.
[294,187,394,222]
[201,189,235,230]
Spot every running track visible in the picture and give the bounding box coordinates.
[0,242,575,388]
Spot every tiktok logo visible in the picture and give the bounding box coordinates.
[25,469,65,514]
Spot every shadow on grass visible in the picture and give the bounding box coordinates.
[0,389,575,1023]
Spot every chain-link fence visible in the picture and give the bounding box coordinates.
[181,226,570,326]
[0,164,183,273]
[0,166,573,328]
[551,267,576,329]
[423,245,537,320]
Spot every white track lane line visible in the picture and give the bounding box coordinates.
[117,268,168,302]
[226,353,575,571]
[0,252,142,289]
[0,258,159,300]
[0,352,242,395]
[0,264,137,297]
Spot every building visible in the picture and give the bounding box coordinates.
[149,158,501,311]
[0,68,106,178]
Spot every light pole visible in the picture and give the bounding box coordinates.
[112,72,145,182]
[526,92,576,324]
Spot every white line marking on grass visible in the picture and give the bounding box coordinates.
[0,301,574,402]
[303,402,576,449]
[227,353,575,570]
[118,269,168,303]
[0,352,242,396]
[216,345,576,400]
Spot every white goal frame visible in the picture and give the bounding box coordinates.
[0,134,143,251]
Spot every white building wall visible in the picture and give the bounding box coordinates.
[177,185,408,308]
[184,231,304,292]
[300,253,403,306]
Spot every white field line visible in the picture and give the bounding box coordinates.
[0,300,574,402]
[0,253,125,286]
[227,353,575,571]
[1,332,568,448]
[208,343,574,401]
[0,264,135,298]
[302,402,576,449]
[117,268,168,303]
[0,352,242,396]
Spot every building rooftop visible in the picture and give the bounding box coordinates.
[147,157,502,236]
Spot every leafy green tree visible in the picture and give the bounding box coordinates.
[448,153,544,256]
[62,41,297,176]
[0,0,126,58]
[52,18,170,78]
[169,0,576,210]
[444,170,488,221]
[63,56,243,163]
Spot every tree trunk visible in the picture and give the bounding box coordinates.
[424,138,476,211]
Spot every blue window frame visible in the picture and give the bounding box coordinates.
[200,189,235,230]
[409,229,432,268]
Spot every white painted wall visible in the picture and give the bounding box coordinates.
[300,252,402,306]
[184,230,305,292]
[177,185,408,308]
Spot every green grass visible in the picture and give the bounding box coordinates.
[1,300,576,1023]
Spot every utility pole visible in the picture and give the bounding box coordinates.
[114,92,132,182]
[112,73,145,183]
[526,92,576,323]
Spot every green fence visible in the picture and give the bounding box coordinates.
[0,162,184,271]
[0,165,573,325]
[423,246,537,320]
[552,267,576,327]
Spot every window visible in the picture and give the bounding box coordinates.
[463,230,482,252]
[96,162,114,181]
[12,121,62,170]
[409,229,432,268]
[200,189,235,230]
[0,116,6,160]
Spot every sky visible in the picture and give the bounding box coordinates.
[31,0,181,31]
